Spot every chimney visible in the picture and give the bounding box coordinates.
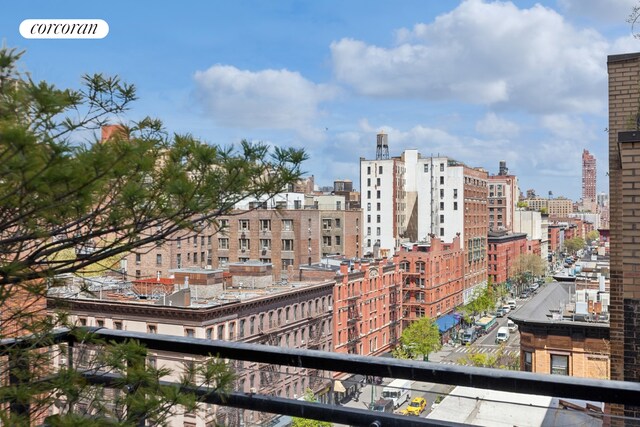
[340,261,349,275]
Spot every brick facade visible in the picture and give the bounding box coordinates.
[608,52,640,420]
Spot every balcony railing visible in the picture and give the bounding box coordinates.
[2,327,640,426]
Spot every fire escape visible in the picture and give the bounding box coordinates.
[257,325,281,397]
[306,311,328,392]
[388,280,400,345]
[401,270,423,327]
[346,290,361,354]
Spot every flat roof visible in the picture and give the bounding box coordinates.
[427,386,602,426]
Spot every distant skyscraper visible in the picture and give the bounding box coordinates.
[582,149,596,212]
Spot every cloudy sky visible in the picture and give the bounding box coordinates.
[4,0,640,199]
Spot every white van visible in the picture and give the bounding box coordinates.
[507,320,517,333]
[507,299,517,310]
[381,378,411,408]
[495,326,510,344]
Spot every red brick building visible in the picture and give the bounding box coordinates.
[398,235,464,324]
[298,256,402,357]
[487,232,528,285]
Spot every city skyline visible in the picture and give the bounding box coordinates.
[3,0,639,199]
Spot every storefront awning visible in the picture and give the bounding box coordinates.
[334,380,346,393]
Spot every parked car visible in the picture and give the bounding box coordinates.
[495,309,504,318]
[507,299,517,310]
[461,327,478,345]
[501,305,511,314]
[406,397,427,415]
[519,290,530,299]
[507,320,518,333]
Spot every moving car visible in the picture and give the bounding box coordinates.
[496,326,510,344]
[507,320,518,333]
[406,397,427,415]
[370,398,394,413]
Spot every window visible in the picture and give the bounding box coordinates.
[147,324,157,334]
[218,257,228,266]
[453,189,458,198]
[440,202,444,210]
[367,227,371,236]
[424,164,428,173]
[376,190,381,198]
[282,258,294,269]
[335,235,341,245]
[367,190,371,198]
[376,215,381,223]
[156,254,162,266]
[379,166,383,174]
[135,253,141,264]
[193,235,198,247]
[323,236,332,246]
[239,219,250,231]
[440,163,444,172]
[201,236,205,246]
[282,239,294,251]
[322,219,332,230]
[367,215,371,223]
[193,252,198,263]
[176,253,182,268]
[282,219,293,231]
[440,214,444,223]
[250,317,255,335]
[440,227,444,236]
[376,227,381,236]
[550,354,568,375]
[260,239,271,250]
[524,352,532,372]
[454,201,458,210]
[440,189,444,198]
[335,218,341,228]
[260,219,271,231]
[367,166,371,174]
[367,203,371,211]
[217,324,225,340]
[377,202,381,210]
[367,178,371,186]
[206,328,213,340]
[376,177,381,186]
[185,328,195,338]
[96,319,104,327]
[239,238,250,250]
[114,321,123,330]
[440,176,444,185]
[176,237,181,248]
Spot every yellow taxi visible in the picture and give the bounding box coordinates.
[406,396,427,415]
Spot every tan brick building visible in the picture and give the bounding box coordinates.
[523,197,573,216]
[124,204,361,282]
[510,282,610,380]
[608,51,640,420]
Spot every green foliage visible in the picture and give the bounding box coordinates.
[398,317,442,359]
[0,46,307,286]
[0,47,306,425]
[461,284,497,322]
[585,230,600,245]
[564,237,586,254]
[291,389,332,427]
[458,343,519,370]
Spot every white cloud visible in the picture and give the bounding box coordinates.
[558,0,636,24]
[540,114,595,141]
[475,112,519,138]
[193,65,337,135]
[330,0,609,115]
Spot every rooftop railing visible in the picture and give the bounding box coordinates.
[2,327,639,426]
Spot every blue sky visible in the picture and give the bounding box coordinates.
[3,0,640,200]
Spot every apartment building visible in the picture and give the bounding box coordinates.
[488,161,519,232]
[487,231,528,286]
[398,236,465,324]
[522,197,573,216]
[47,271,335,426]
[124,193,360,281]
[360,137,488,304]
